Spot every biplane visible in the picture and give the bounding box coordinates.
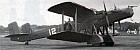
[5,2,136,46]
[47,2,136,46]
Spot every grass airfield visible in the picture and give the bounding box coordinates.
[1,35,140,50]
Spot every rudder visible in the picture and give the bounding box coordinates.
[8,22,20,34]
[21,23,32,33]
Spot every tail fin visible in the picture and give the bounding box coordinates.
[21,23,32,33]
[8,22,20,34]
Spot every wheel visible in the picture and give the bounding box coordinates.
[25,41,29,45]
[92,43,102,47]
[105,42,114,46]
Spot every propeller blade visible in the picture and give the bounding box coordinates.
[112,22,115,35]
[103,1,107,12]
[106,16,110,26]
[75,7,78,32]
[114,4,117,10]
[118,21,121,29]
[103,1,109,26]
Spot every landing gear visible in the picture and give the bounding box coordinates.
[90,35,114,46]
[101,26,114,46]
[102,35,114,46]
[87,34,104,47]
[104,42,114,46]
[25,41,29,45]
[89,25,115,46]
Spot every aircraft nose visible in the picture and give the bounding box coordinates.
[127,8,134,15]
[122,8,134,15]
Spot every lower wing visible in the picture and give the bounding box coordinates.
[47,31,92,42]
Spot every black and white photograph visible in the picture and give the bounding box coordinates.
[0,0,140,50]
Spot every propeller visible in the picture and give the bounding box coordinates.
[103,1,110,26]
[128,5,137,8]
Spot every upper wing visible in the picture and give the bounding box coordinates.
[48,2,96,22]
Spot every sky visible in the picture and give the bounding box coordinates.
[0,0,140,27]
